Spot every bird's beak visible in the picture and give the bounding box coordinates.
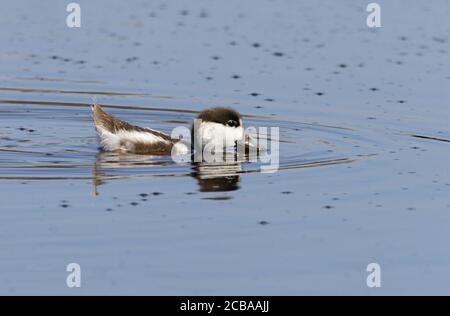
[244,134,258,149]
[237,133,261,154]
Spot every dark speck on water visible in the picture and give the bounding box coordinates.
[60,203,69,208]
[199,10,208,18]
[125,57,139,63]
[432,37,447,44]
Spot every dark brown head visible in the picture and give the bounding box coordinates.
[191,107,244,150]
[196,107,242,128]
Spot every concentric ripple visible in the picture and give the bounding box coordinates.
[0,100,381,187]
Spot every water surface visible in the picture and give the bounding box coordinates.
[1,0,450,295]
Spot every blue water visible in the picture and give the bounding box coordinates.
[0,0,449,294]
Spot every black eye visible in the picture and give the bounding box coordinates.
[226,120,237,127]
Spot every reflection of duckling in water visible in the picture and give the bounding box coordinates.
[192,159,243,192]
[92,104,257,156]
[91,151,244,195]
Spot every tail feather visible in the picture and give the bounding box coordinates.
[93,103,127,133]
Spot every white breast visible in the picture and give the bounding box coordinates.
[194,121,244,150]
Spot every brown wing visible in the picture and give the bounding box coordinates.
[92,104,173,142]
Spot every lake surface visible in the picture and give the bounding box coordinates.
[0,0,449,295]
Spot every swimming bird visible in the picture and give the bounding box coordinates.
[92,104,254,155]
